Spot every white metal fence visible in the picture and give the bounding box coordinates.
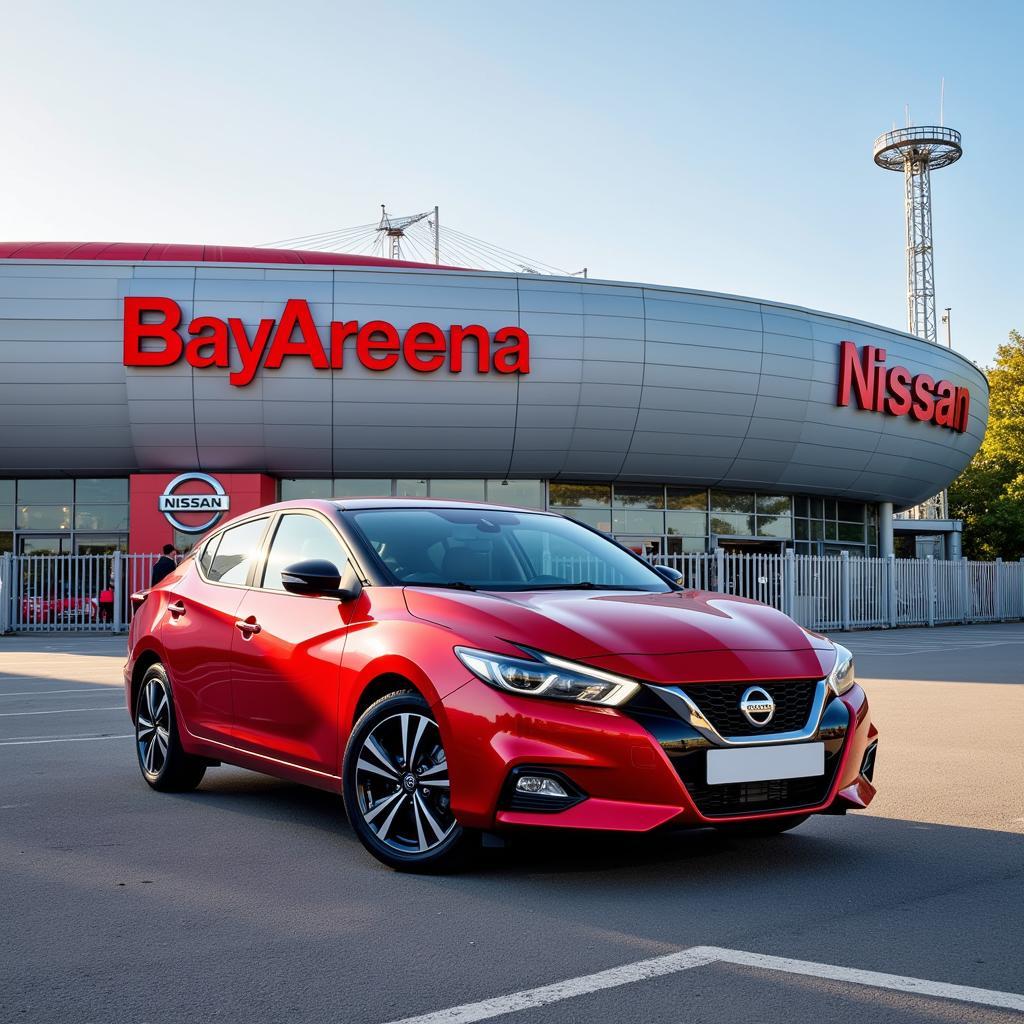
[0,549,1022,634]
[0,552,159,634]
[654,550,1024,632]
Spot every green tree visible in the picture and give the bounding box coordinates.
[949,329,1024,559]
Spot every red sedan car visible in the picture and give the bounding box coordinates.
[125,499,878,871]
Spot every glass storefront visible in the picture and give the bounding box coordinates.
[280,479,876,557]
[0,475,876,560]
[281,478,546,509]
[0,478,129,554]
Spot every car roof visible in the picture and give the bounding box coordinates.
[262,496,557,515]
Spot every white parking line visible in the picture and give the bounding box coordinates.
[0,733,134,746]
[0,706,126,717]
[712,948,1024,1010]
[0,688,119,697]
[384,948,719,1024]
[381,945,1024,1023]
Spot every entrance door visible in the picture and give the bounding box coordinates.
[19,535,70,555]
[14,536,79,628]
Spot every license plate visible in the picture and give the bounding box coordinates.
[706,742,824,785]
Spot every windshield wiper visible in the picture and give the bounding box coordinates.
[408,580,478,591]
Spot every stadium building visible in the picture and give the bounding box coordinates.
[0,242,987,561]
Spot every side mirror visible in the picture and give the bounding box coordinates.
[654,564,685,586]
[281,559,362,601]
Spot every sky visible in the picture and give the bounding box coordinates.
[0,0,1020,368]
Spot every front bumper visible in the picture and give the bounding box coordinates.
[439,678,877,832]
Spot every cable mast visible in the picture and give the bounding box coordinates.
[262,208,577,276]
[376,205,440,263]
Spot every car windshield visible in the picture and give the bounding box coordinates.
[347,507,670,592]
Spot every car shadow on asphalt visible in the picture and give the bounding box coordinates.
[175,767,770,871]
[172,764,1024,883]
[173,768,355,837]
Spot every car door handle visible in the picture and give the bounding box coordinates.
[235,617,262,637]
[168,601,186,618]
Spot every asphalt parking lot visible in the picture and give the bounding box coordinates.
[1,625,1022,1023]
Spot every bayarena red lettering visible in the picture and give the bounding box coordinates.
[836,340,970,434]
[122,297,531,387]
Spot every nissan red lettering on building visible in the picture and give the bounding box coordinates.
[836,340,970,433]
[122,296,531,387]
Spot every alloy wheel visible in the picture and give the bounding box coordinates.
[137,676,171,778]
[353,712,456,854]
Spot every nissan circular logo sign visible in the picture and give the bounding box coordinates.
[739,686,776,728]
[158,472,230,533]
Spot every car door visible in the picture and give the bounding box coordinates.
[160,516,271,747]
[229,511,363,775]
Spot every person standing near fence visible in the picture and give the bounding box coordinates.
[151,545,178,587]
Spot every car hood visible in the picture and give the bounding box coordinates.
[403,587,835,684]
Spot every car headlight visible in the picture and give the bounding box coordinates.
[454,646,640,707]
[827,643,856,696]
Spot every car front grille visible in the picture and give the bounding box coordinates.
[622,688,850,819]
[679,773,835,816]
[680,679,818,737]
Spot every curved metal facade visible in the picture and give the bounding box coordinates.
[0,256,987,508]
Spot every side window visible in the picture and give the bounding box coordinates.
[261,514,351,591]
[198,534,220,578]
[207,517,270,585]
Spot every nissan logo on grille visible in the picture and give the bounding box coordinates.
[739,686,776,727]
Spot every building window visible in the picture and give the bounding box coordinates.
[710,512,755,537]
[613,509,665,534]
[548,483,611,508]
[486,479,543,508]
[666,510,707,537]
[74,505,129,531]
[429,480,486,502]
[17,479,73,505]
[332,479,392,498]
[280,479,333,500]
[793,497,868,555]
[613,485,664,509]
[395,479,428,497]
[75,479,128,504]
[710,490,754,514]
[756,494,791,516]
[756,515,793,539]
[17,505,73,531]
[667,487,707,511]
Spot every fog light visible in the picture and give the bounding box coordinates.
[515,775,568,798]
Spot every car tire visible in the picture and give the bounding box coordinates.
[135,663,206,793]
[343,690,475,873]
[713,814,809,837]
